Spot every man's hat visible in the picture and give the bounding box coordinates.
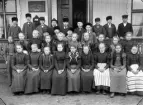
[122,15,128,19]
[39,17,45,21]
[95,18,100,22]
[85,23,92,27]
[63,17,69,22]
[51,18,58,22]
[12,17,18,22]
[25,13,31,18]
[106,16,112,21]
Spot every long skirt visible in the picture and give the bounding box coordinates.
[67,69,80,92]
[81,70,93,92]
[40,70,53,90]
[51,69,67,95]
[25,69,40,94]
[110,68,127,93]
[93,68,110,87]
[11,69,27,93]
[7,55,13,86]
[127,70,143,92]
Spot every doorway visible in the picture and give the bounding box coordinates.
[57,0,87,29]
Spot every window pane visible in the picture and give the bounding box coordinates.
[133,26,143,37]
[133,0,143,10]
[0,0,3,12]
[6,15,17,36]
[132,13,143,25]
[5,0,16,12]
[0,15,4,38]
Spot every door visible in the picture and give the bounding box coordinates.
[57,0,72,28]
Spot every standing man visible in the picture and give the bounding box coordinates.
[51,18,58,36]
[93,18,106,37]
[118,15,133,39]
[36,17,52,38]
[104,16,116,39]
[8,17,21,39]
[61,17,70,35]
[22,13,34,39]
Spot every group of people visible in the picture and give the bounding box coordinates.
[5,13,143,98]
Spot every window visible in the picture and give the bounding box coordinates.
[132,0,143,38]
[0,0,17,39]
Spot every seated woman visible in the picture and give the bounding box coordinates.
[51,43,67,95]
[127,45,143,95]
[25,44,41,94]
[11,44,28,95]
[39,46,54,94]
[110,44,127,98]
[67,45,81,93]
[93,43,110,95]
[81,46,94,93]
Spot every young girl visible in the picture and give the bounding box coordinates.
[5,36,15,86]
[81,46,94,93]
[67,45,81,93]
[43,35,54,54]
[25,44,41,94]
[11,44,28,95]
[110,44,127,98]
[110,36,120,54]
[81,32,94,52]
[68,33,81,52]
[127,46,143,95]
[39,46,54,94]
[29,30,42,52]
[51,43,67,95]
[53,32,67,52]
[94,34,111,53]
[93,43,110,95]
[123,32,136,54]
[17,33,29,53]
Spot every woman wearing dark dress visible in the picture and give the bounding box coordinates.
[81,46,94,93]
[110,44,127,98]
[42,35,54,54]
[51,43,67,95]
[93,43,110,95]
[11,44,28,94]
[127,46,143,95]
[39,46,54,93]
[67,45,81,93]
[25,44,41,94]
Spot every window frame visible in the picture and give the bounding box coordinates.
[0,0,17,39]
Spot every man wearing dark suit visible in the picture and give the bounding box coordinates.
[74,19,85,41]
[118,15,133,39]
[60,17,70,36]
[93,18,106,37]
[104,16,116,39]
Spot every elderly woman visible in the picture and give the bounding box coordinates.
[25,44,41,94]
[67,45,81,93]
[127,45,143,95]
[110,44,127,98]
[93,43,110,95]
[11,44,28,95]
[51,43,67,95]
[39,46,54,94]
[81,46,94,93]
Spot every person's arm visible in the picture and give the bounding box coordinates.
[126,54,131,71]
[27,54,33,69]
[113,24,117,36]
[39,54,44,71]
[110,53,115,69]
[54,52,59,70]
[121,53,126,69]
[94,54,98,69]
[89,53,95,70]
[66,53,72,70]
[11,54,17,70]
[117,24,121,37]
[104,54,110,69]
[102,26,107,38]
[22,54,28,70]
[130,24,133,33]
[48,55,54,71]
[75,54,81,70]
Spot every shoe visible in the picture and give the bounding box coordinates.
[96,91,100,95]
[102,90,107,95]
[110,93,115,98]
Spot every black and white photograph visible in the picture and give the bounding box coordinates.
[0,0,143,105]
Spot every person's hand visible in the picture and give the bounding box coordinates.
[120,37,124,39]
